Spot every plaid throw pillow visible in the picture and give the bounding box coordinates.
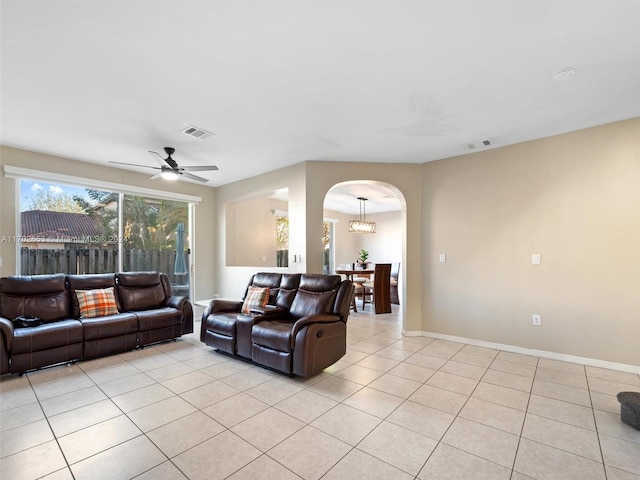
[241,286,270,314]
[75,287,119,318]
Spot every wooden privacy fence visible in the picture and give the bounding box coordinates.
[20,247,189,284]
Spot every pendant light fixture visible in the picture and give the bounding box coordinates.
[349,197,376,233]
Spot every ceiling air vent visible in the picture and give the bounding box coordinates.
[181,125,214,140]
[465,139,492,150]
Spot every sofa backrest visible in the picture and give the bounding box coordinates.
[276,274,301,309]
[245,273,283,305]
[289,274,344,320]
[116,272,168,311]
[67,274,120,317]
[0,274,71,321]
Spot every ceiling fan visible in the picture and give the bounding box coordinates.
[110,147,218,182]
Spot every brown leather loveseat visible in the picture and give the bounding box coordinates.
[201,273,352,377]
[0,272,193,375]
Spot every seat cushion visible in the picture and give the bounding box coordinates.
[79,313,138,341]
[252,320,294,353]
[12,319,83,354]
[205,313,237,337]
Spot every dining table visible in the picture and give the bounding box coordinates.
[335,268,374,312]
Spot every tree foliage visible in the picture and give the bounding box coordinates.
[26,189,85,213]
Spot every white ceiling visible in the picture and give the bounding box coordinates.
[2,1,640,212]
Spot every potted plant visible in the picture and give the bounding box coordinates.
[357,249,369,269]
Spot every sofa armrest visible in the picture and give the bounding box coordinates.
[249,305,287,316]
[208,299,243,314]
[0,317,14,351]
[290,313,342,349]
[165,295,187,310]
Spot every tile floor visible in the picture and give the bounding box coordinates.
[1,307,639,479]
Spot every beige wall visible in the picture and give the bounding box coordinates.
[0,146,217,303]
[421,118,640,365]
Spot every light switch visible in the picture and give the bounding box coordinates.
[532,254,541,265]
[439,254,446,263]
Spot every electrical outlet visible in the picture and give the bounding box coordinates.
[532,314,542,326]
[439,254,446,263]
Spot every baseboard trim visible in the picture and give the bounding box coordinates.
[402,329,640,375]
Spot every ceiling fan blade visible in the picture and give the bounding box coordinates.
[181,171,209,183]
[109,161,160,170]
[148,171,163,180]
[148,150,168,167]
[179,165,219,172]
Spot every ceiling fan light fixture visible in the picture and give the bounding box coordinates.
[349,197,376,233]
[160,169,179,181]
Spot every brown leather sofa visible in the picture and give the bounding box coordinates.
[0,272,193,375]
[201,273,352,377]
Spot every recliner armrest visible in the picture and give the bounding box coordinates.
[0,317,14,351]
[290,313,342,348]
[164,295,187,310]
[206,299,243,316]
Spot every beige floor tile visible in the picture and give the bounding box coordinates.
[595,410,640,444]
[586,366,640,386]
[308,374,363,402]
[495,351,539,366]
[427,371,479,396]
[409,384,468,415]
[339,349,370,364]
[514,438,606,480]
[472,381,530,411]
[58,415,141,464]
[404,353,448,370]
[483,369,534,392]
[536,366,588,390]
[145,361,197,382]
[201,358,252,379]
[439,360,487,380]
[274,389,338,423]
[0,418,55,458]
[40,384,108,417]
[128,395,198,432]
[374,346,415,361]
[98,372,156,397]
[349,341,386,354]
[218,367,275,391]
[231,407,304,451]
[537,358,586,375]
[124,351,179,372]
[592,391,622,414]
[174,430,261,480]
[589,377,640,397]
[323,448,413,480]
[358,421,438,475]
[0,376,38,411]
[0,401,44,431]
[343,385,404,418]
[605,465,640,480]
[0,440,67,480]
[334,364,384,385]
[48,399,122,437]
[245,377,305,405]
[70,435,166,480]
[134,461,188,479]
[387,339,428,353]
[111,383,175,412]
[41,467,75,479]
[442,417,519,468]
[227,454,302,480]
[368,372,422,398]
[80,361,141,385]
[387,400,455,440]
[146,411,225,458]
[203,392,269,428]
[450,351,495,368]
[527,394,596,430]
[418,339,464,359]
[460,344,499,359]
[356,354,400,372]
[179,379,240,409]
[490,358,536,378]
[522,413,602,462]
[311,403,381,445]
[459,397,525,434]
[532,378,591,407]
[418,442,511,480]
[323,359,351,374]
[268,426,351,480]
[600,433,640,475]
[187,351,230,369]
[161,370,216,394]
[387,363,436,382]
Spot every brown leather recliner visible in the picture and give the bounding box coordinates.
[201,273,352,377]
